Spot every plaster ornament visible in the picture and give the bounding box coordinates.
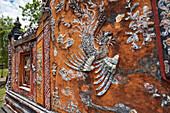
[59,68,71,81]
[94,55,119,95]
[37,47,43,94]
[69,0,84,17]
[125,0,131,9]
[32,64,36,84]
[143,83,170,107]
[61,16,71,28]
[32,64,36,72]
[51,18,55,41]
[125,2,156,51]
[160,19,170,37]
[112,74,129,85]
[87,0,97,8]
[158,0,170,79]
[160,94,170,107]
[167,96,170,103]
[168,48,170,55]
[129,109,138,113]
[62,38,74,49]
[163,38,170,48]
[54,47,57,56]
[143,83,156,93]
[50,0,54,17]
[112,77,119,84]
[37,73,42,94]
[52,61,57,76]
[55,1,64,14]
[57,34,74,49]
[130,41,141,52]
[116,13,125,22]
[142,33,156,45]
[143,5,149,14]
[79,92,137,112]
[67,70,86,80]
[63,1,120,96]
[151,93,161,98]
[65,53,95,71]
[53,87,81,112]
[61,87,74,97]
[164,60,170,74]
[126,31,139,44]
[57,34,66,43]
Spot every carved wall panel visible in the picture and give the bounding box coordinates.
[50,0,170,112]
[36,35,44,106]
[7,40,37,101]
[6,0,170,112]
[157,0,170,81]
[44,20,51,109]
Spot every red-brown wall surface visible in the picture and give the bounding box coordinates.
[49,0,170,112]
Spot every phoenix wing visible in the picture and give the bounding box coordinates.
[94,55,119,96]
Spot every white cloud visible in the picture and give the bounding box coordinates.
[0,0,32,27]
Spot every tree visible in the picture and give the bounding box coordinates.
[19,0,42,25]
[0,15,14,67]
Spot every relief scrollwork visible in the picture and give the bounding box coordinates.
[52,61,57,76]
[37,47,43,94]
[63,0,120,96]
[125,0,156,51]
[53,87,81,113]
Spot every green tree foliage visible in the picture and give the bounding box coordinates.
[19,0,42,25]
[0,16,14,67]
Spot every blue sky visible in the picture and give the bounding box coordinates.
[9,0,14,3]
[0,0,32,27]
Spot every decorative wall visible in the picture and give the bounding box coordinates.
[37,35,44,106]
[157,0,170,80]
[50,0,170,112]
[6,0,170,113]
[43,20,51,110]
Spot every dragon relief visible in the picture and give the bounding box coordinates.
[61,0,119,96]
